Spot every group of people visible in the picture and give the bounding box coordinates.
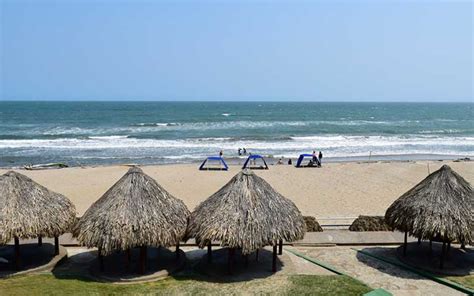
[237,148,247,156]
[311,150,323,167]
[276,150,323,167]
[220,148,323,167]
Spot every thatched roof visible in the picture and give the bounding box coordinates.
[0,171,76,244]
[187,170,305,255]
[385,165,473,244]
[73,167,190,255]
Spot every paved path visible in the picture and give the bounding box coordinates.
[8,230,418,247]
[293,246,464,296]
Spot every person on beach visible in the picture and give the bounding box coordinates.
[219,150,223,157]
[243,148,247,155]
[288,158,292,165]
[277,158,283,165]
[318,151,323,166]
[238,148,241,156]
[312,150,318,166]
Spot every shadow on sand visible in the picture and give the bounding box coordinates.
[355,242,473,278]
[190,247,284,283]
[0,243,62,277]
[52,247,185,282]
[51,246,283,283]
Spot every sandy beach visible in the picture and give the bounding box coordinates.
[1,160,472,218]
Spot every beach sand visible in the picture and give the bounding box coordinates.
[1,160,472,218]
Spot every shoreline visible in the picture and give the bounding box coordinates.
[1,153,471,170]
[1,159,472,219]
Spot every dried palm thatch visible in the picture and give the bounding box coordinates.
[303,216,323,232]
[0,171,76,244]
[349,216,393,232]
[187,170,306,255]
[73,167,190,256]
[385,165,473,244]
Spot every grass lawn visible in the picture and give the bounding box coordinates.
[0,273,372,295]
[445,275,474,290]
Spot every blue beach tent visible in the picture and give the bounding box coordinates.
[295,154,319,168]
[199,156,229,171]
[242,154,269,170]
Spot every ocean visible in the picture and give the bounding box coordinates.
[0,101,472,167]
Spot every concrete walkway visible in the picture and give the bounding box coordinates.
[8,230,419,247]
[294,231,417,246]
[293,246,464,296]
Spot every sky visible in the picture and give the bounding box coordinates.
[0,0,472,102]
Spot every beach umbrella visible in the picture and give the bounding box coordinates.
[73,166,190,273]
[385,164,473,268]
[0,171,76,269]
[187,169,305,273]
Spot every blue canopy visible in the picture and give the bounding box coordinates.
[199,156,229,171]
[296,154,319,167]
[242,154,269,170]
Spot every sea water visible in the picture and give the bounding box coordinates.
[0,101,472,167]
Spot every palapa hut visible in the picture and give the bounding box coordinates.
[0,171,76,269]
[385,165,473,268]
[73,167,190,274]
[187,169,305,273]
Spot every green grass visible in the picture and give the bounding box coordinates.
[0,273,372,296]
[444,275,474,290]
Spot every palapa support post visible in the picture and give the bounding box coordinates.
[54,236,59,255]
[38,236,42,247]
[440,241,446,269]
[272,244,277,272]
[417,237,421,245]
[447,241,451,253]
[227,248,235,275]
[403,231,407,256]
[429,240,433,256]
[244,254,249,268]
[176,242,180,260]
[278,239,283,255]
[207,243,212,263]
[98,246,104,272]
[255,249,259,262]
[14,236,20,270]
[139,246,147,274]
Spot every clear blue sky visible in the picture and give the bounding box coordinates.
[1,0,472,102]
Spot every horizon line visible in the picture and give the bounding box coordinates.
[1,99,473,103]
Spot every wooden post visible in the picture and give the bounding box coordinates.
[417,237,421,245]
[278,239,283,255]
[447,241,451,253]
[403,231,407,256]
[139,246,147,274]
[272,244,277,272]
[440,241,446,269]
[14,236,20,270]
[98,246,104,272]
[176,242,180,260]
[125,249,131,271]
[255,249,259,262]
[227,248,234,274]
[429,240,432,256]
[38,236,42,247]
[244,254,249,268]
[54,236,59,255]
[207,243,212,263]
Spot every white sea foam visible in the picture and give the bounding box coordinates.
[0,135,472,158]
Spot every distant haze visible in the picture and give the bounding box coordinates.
[1,0,473,102]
